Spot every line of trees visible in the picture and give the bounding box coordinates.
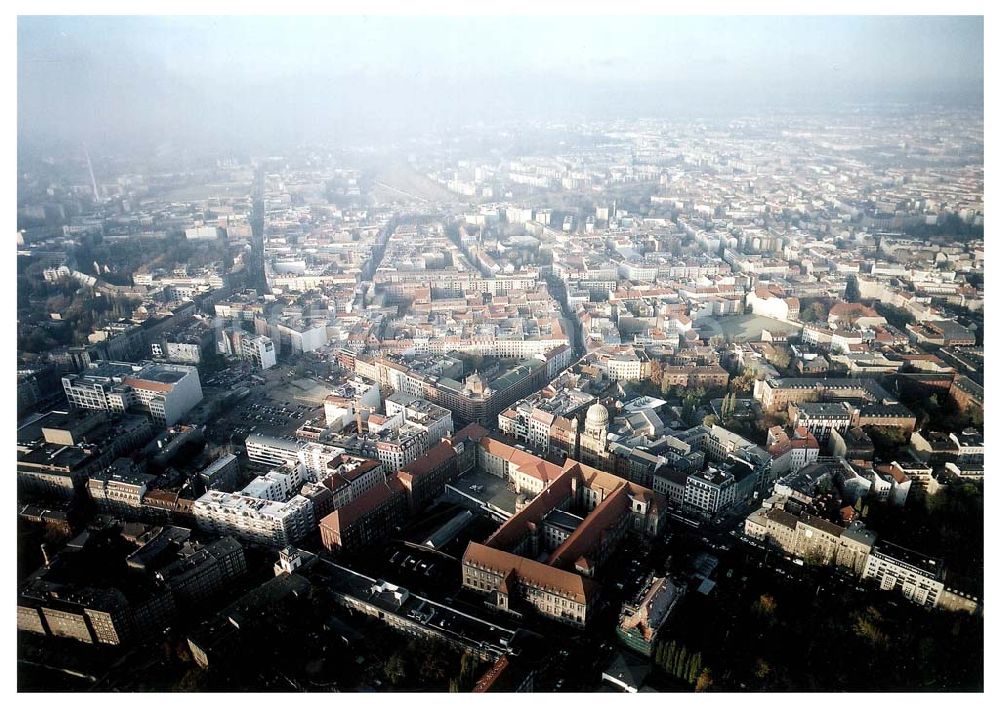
[382,637,482,691]
[448,652,481,692]
[653,639,711,689]
[873,302,915,331]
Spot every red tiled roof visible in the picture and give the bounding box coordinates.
[473,656,510,693]
[398,441,456,480]
[531,409,555,426]
[463,542,597,604]
[886,464,910,484]
[123,377,173,393]
[485,473,574,551]
[547,485,629,569]
[322,474,350,492]
[829,302,880,319]
[319,477,405,532]
[452,422,491,445]
[509,449,562,483]
[563,459,661,508]
[339,458,382,482]
[480,435,519,461]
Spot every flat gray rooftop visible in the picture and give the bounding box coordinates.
[449,468,519,517]
[544,509,585,533]
[136,367,187,384]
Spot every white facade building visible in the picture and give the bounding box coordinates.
[246,433,306,469]
[374,426,428,474]
[384,392,454,445]
[185,226,223,240]
[270,321,328,355]
[192,490,315,546]
[704,425,756,464]
[163,342,203,365]
[241,335,277,370]
[861,543,945,609]
[606,353,644,382]
[62,360,203,426]
[241,462,308,502]
[323,379,381,430]
[683,469,737,515]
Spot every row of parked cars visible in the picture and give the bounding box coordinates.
[389,550,437,578]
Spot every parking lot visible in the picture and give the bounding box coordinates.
[204,386,323,447]
[242,399,311,426]
[365,541,462,598]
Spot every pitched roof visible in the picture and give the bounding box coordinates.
[319,477,405,532]
[763,507,799,530]
[484,473,574,551]
[885,464,910,484]
[564,459,661,508]
[463,542,597,604]
[547,485,629,569]
[799,513,845,538]
[531,409,556,426]
[472,656,510,693]
[451,422,491,445]
[398,441,456,481]
[480,435,519,461]
[509,449,562,483]
[550,415,576,433]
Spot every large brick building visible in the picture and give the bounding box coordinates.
[459,435,667,626]
[744,506,875,575]
[753,377,896,414]
[660,364,729,390]
[462,542,597,626]
[319,478,409,552]
[397,441,459,510]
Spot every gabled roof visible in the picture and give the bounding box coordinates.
[480,435,519,461]
[761,507,799,530]
[547,485,629,570]
[879,463,910,484]
[463,542,597,604]
[319,478,405,532]
[472,656,510,693]
[398,441,456,481]
[451,422,491,445]
[563,459,661,507]
[509,449,563,483]
[530,409,556,426]
[485,472,574,551]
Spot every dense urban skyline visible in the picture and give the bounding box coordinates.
[16,12,985,695]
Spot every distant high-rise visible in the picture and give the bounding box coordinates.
[83,145,100,202]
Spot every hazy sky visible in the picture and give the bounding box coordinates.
[18,15,984,153]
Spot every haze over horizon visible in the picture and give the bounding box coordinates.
[18,15,985,155]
